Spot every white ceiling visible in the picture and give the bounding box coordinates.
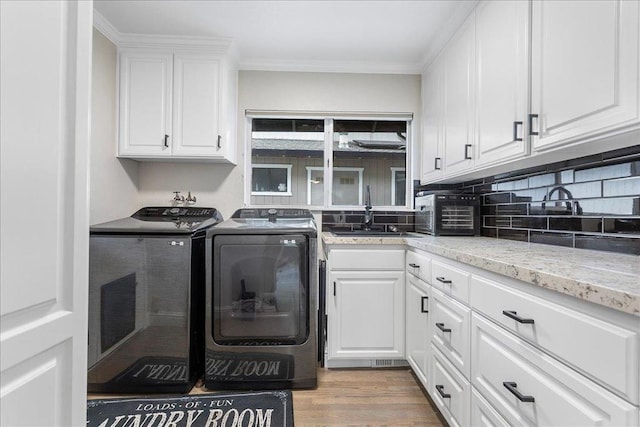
[94,0,477,74]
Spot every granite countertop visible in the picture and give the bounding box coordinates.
[322,232,640,317]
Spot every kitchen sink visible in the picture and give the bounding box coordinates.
[331,230,410,237]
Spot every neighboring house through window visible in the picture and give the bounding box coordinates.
[247,114,411,209]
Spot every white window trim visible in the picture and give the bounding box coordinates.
[390,167,406,206]
[251,163,293,196]
[244,113,414,210]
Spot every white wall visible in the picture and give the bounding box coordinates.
[137,70,421,220]
[90,29,139,224]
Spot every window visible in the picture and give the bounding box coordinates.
[251,164,292,196]
[247,114,411,208]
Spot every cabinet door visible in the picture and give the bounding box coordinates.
[443,12,475,176]
[328,270,405,359]
[531,0,640,150]
[431,345,471,427]
[406,275,430,387]
[172,54,222,157]
[475,0,530,166]
[118,51,173,157]
[421,56,444,183]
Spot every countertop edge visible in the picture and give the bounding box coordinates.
[322,233,640,317]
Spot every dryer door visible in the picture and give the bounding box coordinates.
[212,234,309,345]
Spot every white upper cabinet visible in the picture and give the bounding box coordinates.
[530,0,640,151]
[475,0,530,166]
[442,12,475,176]
[118,47,237,163]
[119,51,173,157]
[421,55,444,183]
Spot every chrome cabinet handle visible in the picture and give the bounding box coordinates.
[502,310,534,324]
[436,322,451,333]
[436,277,452,284]
[421,296,428,313]
[435,385,451,399]
[503,381,535,403]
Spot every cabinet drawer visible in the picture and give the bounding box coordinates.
[329,249,404,270]
[432,259,470,303]
[470,388,509,427]
[431,344,471,427]
[406,250,431,283]
[431,287,471,379]
[471,314,638,427]
[470,274,639,404]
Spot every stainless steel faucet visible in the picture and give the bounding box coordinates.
[363,185,373,230]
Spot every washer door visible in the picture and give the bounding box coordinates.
[212,234,309,345]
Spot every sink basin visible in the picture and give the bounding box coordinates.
[331,230,408,237]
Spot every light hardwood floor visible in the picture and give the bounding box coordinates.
[91,367,446,426]
[290,368,445,427]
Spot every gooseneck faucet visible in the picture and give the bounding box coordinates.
[363,185,373,230]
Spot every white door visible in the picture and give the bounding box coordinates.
[443,12,475,176]
[118,50,173,157]
[0,1,92,426]
[172,54,222,157]
[475,0,530,166]
[531,0,640,151]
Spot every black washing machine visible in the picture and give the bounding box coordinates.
[88,206,223,393]
[205,208,318,390]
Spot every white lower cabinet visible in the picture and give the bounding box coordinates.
[406,273,430,387]
[431,344,471,427]
[471,313,638,426]
[402,248,640,427]
[470,388,509,427]
[326,248,405,367]
[431,287,471,379]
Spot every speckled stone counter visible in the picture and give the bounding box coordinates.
[322,232,640,317]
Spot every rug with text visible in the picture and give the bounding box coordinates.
[87,390,294,427]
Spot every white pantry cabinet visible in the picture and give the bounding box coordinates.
[118,48,237,163]
[326,248,405,367]
[530,0,640,151]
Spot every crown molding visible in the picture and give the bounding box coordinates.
[419,0,479,73]
[93,9,121,45]
[238,58,422,75]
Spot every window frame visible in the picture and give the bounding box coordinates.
[390,167,407,206]
[244,112,413,210]
[250,163,293,196]
[306,166,365,206]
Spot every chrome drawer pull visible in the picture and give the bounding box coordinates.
[435,385,451,399]
[502,310,534,324]
[436,276,452,284]
[503,381,535,403]
[421,296,428,313]
[436,322,451,333]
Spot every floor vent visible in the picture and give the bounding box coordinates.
[373,359,407,367]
